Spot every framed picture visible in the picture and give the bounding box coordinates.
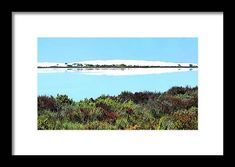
[12,12,223,155]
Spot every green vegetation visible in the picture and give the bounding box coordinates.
[38,86,198,130]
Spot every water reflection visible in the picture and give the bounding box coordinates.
[38,68,197,76]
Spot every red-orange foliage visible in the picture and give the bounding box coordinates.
[103,111,117,122]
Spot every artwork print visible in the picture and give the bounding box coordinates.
[38,38,198,130]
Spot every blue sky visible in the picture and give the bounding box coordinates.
[38,38,198,63]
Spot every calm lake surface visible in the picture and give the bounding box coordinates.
[38,68,198,101]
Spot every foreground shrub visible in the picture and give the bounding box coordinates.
[125,106,156,129]
[172,108,198,130]
[61,121,85,130]
[157,115,177,130]
[37,86,198,130]
[38,110,60,129]
[81,120,117,130]
[116,118,129,129]
[157,107,198,130]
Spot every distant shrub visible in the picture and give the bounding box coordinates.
[167,86,197,96]
[117,91,134,102]
[77,98,96,109]
[38,96,58,112]
[95,97,120,112]
[38,95,75,113]
[56,94,74,106]
[133,92,150,103]
[96,95,116,101]
[167,86,188,95]
[118,91,160,104]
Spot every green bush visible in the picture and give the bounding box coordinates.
[157,107,198,130]
[116,118,129,129]
[55,94,74,108]
[167,86,197,96]
[38,110,61,129]
[157,115,178,130]
[61,121,85,130]
[59,105,80,122]
[144,98,161,118]
[76,107,103,123]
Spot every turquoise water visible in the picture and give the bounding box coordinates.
[38,69,198,101]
